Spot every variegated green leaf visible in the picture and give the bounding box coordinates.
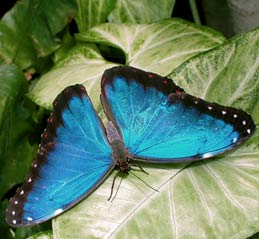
[77,18,226,76]
[29,19,225,110]
[75,0,175,32]
[169,27,259,118]
[108,0,175,23]
[28,44,117,110]
[75,0,116,32]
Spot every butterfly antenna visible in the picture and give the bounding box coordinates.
[129,171,159,192]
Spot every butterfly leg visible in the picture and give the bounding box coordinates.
[130,164,149,175]
[129,171,159,193]
[108,170,125,201]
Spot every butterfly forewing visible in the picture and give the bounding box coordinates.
[101,66,185,148]
[7,85,115,227]
[101,66,255,162]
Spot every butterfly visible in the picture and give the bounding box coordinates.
[6,66,255,227]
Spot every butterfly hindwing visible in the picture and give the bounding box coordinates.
[7,85,115,227]
[101,66,255,162]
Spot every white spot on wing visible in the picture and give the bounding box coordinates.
[14,200,18,205]
[12,219,16,224]
[233,114,237,118]
[54,208,64,216]
[20,190,24,195]
[222,110,227,115]
[12,211,15,215]
[247,129,251,134]
[202,152,214,158]
[242,120,246,125]
[233,137,238,143]
[27,217,33,221]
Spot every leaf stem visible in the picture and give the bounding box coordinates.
[189,0,201,25]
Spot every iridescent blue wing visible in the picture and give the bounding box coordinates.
[7,85,114,227]
[101,66,255,162]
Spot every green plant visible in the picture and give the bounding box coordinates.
[0,1,258,238]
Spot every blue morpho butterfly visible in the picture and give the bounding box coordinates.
[6,66,255,227]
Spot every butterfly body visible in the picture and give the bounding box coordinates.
[6,66,255,227]
[111,139,132,173]
[105,120,132,173]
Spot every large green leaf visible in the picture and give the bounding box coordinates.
[75,0,175,32]
[0,0,77,69]
[77,18,226,75]
[75,0,116,32]
[28,44,117,110]
[0,64,33,197]
[108,0,175,23]
[29,19,225,110]
[0,65,38,238]
[169,30,259,116]
[53,26,259,238]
